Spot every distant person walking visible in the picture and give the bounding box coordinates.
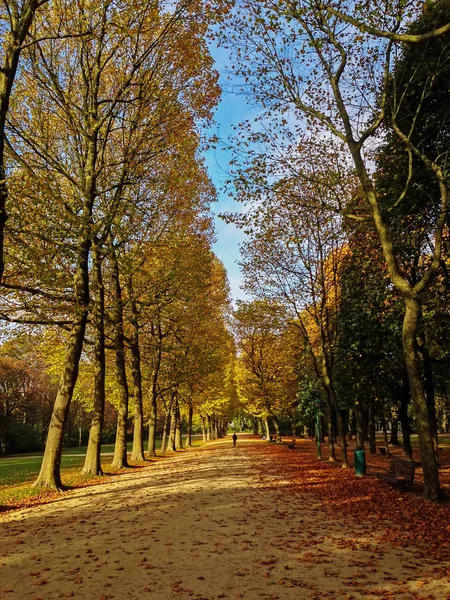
[232,432,237,447]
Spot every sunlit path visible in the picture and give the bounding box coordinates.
[0,437,449,599]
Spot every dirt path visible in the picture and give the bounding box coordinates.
[1,438,449,600]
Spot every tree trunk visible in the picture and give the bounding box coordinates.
[399,377,413,459]
[129,279,144,463]
[368,405,376,455]
[319,354,344,464]
[147,399,157,457]
[335,407,349,468]
[111,247,129,470]
[355,402,364,450]
[34,236,90,489]
[129,337,144,462]
[185,402,193,447]
[380,414,391,457]
[207,414,212,441]
[201,416,207,442]
[325,405,336,462]
[403,297,441,500]
[419,332,440,465]
[160,409,170,455]
[175,402,182,450]
[148,324,163,457]
[263,417,270,440]
[82,248,105,476]
[273,417,282,444]
[389,416,400,446]
[167,399,177,452]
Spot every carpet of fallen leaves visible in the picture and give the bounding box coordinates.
[1,437,450,600]
[246,438,450,564]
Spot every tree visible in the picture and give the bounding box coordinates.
[220,0,449,501]
[234,300,297,443]
[1,0,220,489]
[0,0,51,280]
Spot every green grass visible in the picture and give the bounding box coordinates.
[0,437,204,488]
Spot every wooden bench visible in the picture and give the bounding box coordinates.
[375,458,416,490]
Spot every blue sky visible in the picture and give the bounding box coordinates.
[203,43,250,304]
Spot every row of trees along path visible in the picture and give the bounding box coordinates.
[1,436,449,600]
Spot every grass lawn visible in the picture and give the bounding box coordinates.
[0,437,204,489]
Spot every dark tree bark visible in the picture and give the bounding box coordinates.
[273,417,282,444]
[147,323,163,457]
[185,402,193,447]
[355,402,365,450]
[380,413,391,458]
[160,408,170,455]
[111,245,129,470]
[403,298,441,499]
[418,331,440,464]
[325,405,336,462]
[368,405,376,455]
[175,402,182,450]
[167,397,177,452]
[389,416,400,446]
[201,415,207,442]
[128,277,144,463]
[83,241,105,477]
[399,377,413,459]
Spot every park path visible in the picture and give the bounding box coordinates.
[0,436,449,600]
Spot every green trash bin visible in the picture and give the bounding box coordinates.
[354,449,366,477]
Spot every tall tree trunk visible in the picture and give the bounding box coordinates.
[319,354,344,464]
[111,246,129,470]
[355,401,364,450]
[334,408,349,468]
[147,401,157,457]
[380,414,391,457]
[148,323,163,457]
[325,405,336,462]
[83,243,105,477]
[185,402,193,447]
[201,415,207,442]
[389,416,400,446]
[368,405,376,455]
[350,136,444,499]
[399,377,413,459]
[263,417,270,440]
[273,417,282,444]
[403,297,441,500]
[175,402,182,450]
[160,409,170,455]
[419,332,440,465]
[167,398,177,452]
[128,278,144,463]
[207,414,212,441]
[34,236,91,490]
